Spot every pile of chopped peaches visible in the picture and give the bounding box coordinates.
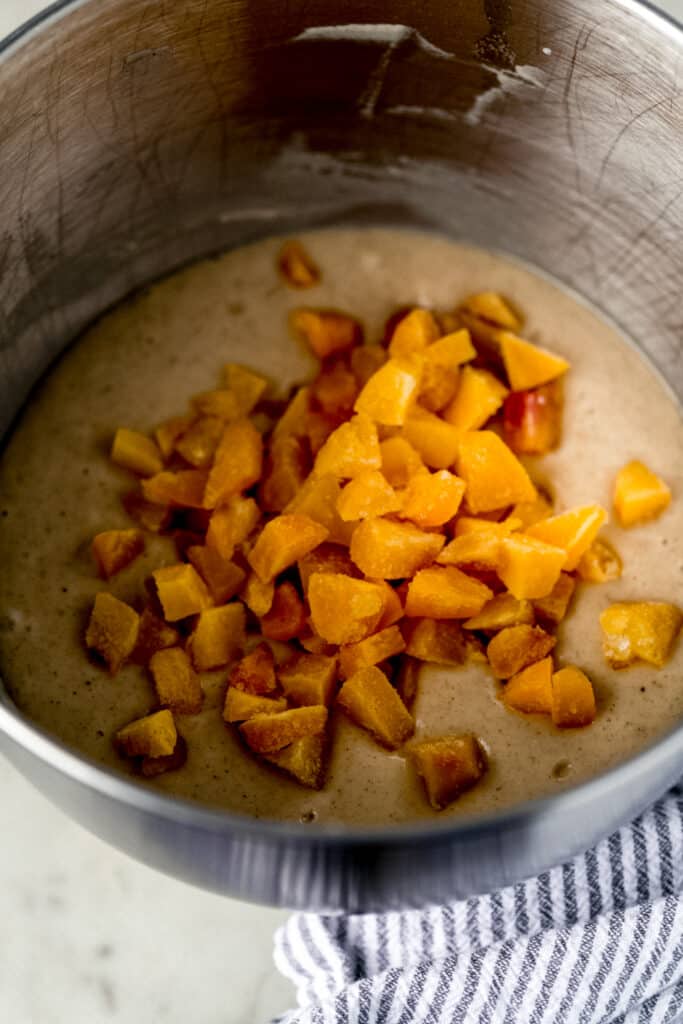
[85,240,682,812]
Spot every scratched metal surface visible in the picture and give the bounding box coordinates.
[0,0,682,910]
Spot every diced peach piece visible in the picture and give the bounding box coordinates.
[350,518,445,579]
[339,625,406,679]
[336,666,414,749]
[263,734,327,789]
[576,539,622,583]
[613,460,671,527]
[223,688,287,723]
[175,416,224,467]
[272,386,311,441]
[410,734,486,809]
[299,632,335,656]
[122,492,171,533]
[308,573,385,644]
[305,410,339,457]
[462,292,521,330]
[153,563,213,621]
[551,666,596,727]
[115,710,177,759]
[354,356,422,426]
[533,573,576,626]
[486,624,556,679]
[111,428,163,476]
[248,514,329,583]
[188,603,246,671]
[402,618,467,664]
[187,546,246,604]
[240,705,328,753]
[285,473,354,546]
[443,367,508,432]
[155,415,194,460]
[242,572,275,616]
[503,383,562,455]
[405,566,493,619]
[297,544,359,595]
[279,653,338,706]
[229,642,277,694]
[401,470,465,528]
[278,240,320,288]
[312,360,358,417]
[454,516,521,537]
[526,504,607,572]
[223,363,269,414]
[206,496,260,560]
[149,647,203,714]
[395,656,420,707]
[290,308,361,359]
[314,413,381,478]
[600,602,683,669]
[388,308,439,359]
[375,580,404,629]
[91,529,144,579]
[511,493,554,529]
[418,363,460,413]
[337,470,402,521]
[142,469,209,509]
[437,531,503,571]
[350,345,387,388]
[380,437,425,489]
[204,419,263,509]
[499,332,570,391]
[260,435,310,512]
[425,328,476,367]
[463,593,534,631]
[132,608,180,663]
[456,431,537,513]
[498,535,566,599]
[502,656,553,714]
[85,592,140,674]
[401,407,462,470]
[260,582,307,641]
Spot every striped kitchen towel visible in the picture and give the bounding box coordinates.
[273,779,683,1023]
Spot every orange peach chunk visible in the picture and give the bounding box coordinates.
[153,563,213,621]
[263,734,328,789]
[551,666,596,728]
[350,518,445,579]
[188,603,246,671]
[443,367,508,432]
[401,470,466,528]
[313,413,381,478]
[85,592,140,674]
[576,539,622,583]
[260,582,307,642]
[380,436,425,489]
[402,618,467,664]
[401,407,462,470]
[203,419,263,509]
[155,414,194,460]
[297,544,359,595]
[339,625,406,679]
[456,431,537,513]
[461,292,521,330]
[308,572,385,645]
[499,332,570,391]
[337,470,402,521]
[388,308,439,359]
[532,573,576,626]
[405,567,493,619]
[336,666,414,749]
[502,656,553,714]
[248,514,329,583]
[290,308,361,359]
[223,688,287,723]
[229,642,276,694]
[240,705,328,754]
[206,496,260,560]
[526,504,607,572]
[613,460,671,527]
[410,734,487,809]
[187,546,246,604]
[279,653,338,706]
[115,710,177,759]
[437,531,503,572]
[498,535,566,600]
[142,469,208,509]
[463,593,534,631]
[285,473,354,546]
[260,435,310,513]
[175,416,224,467]
[350,345,387,388]
[354,356,423,426]
[242,572,275,617]
[91,529,144,579]
[486,624,556,679]
[111,428,163,477]
[278,240,320,288]
[600,602,682,669]
[149,647,203,714]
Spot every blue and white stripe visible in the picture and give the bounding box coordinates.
[273,780,683,1023]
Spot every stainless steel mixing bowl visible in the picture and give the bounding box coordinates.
[0,0,681,911]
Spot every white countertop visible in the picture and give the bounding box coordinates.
[1,1,682,1022]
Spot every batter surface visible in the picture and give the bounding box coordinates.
[1,228,682,825]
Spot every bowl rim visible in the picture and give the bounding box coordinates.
[0,0,681,848]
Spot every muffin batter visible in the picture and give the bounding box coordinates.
[0,228,681,825]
